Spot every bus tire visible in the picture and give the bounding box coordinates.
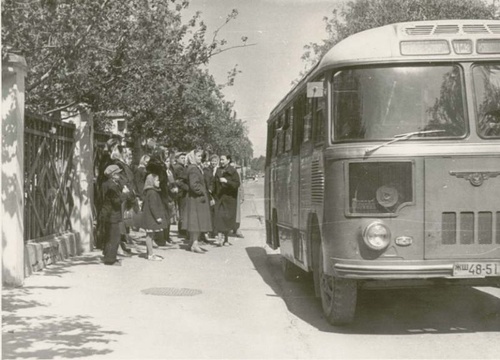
[319,246,357,326]
[281,257,302,281]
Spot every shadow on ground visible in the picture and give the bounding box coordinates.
[26,253,104,278]
[2,286,123,359]
[246,246,500,335]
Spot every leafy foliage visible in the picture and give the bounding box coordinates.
[250,155,266,172]
[2,0,253,161]
[301,0,500,71]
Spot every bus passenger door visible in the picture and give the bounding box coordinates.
[296,94,314,266]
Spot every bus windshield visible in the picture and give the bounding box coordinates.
[473,63,500,139]
[333,65,467,141]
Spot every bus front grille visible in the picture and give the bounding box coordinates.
[424,157,500,259]
[441,211,500,245]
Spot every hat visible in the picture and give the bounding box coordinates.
[175,151,186,158]
[106,137,120,149]
[104,164,122,176]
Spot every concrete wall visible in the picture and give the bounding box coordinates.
[2,54,95,285]
[2,54,28,287]
[63,109,95,253]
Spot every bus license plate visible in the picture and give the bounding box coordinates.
[453,262,500,277]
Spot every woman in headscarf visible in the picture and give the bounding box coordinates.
[180,150,212,254]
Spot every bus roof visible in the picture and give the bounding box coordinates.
[269,19,500,120]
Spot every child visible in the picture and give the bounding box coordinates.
[141,173,168,261]
[101,164,130,266]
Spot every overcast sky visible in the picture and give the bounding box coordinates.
[184,0,344,157]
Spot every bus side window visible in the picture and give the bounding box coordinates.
[304,97,313,142]
[284,108,293,152]
[313,96,325,144]
[266,122,274,164]
[292,99,302,154]
[272,120,279,157]
[277,114,285,155]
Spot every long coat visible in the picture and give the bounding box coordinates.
[100,178,124,224]
[213,165,240,232]
[180,164,212,232]
[140,187,169,232]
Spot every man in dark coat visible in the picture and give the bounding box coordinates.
[213,154,240,246]
[100,138,137,255]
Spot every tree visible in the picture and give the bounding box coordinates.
[2,0,254,161]
[301,0,500,72]
[250,156,266,172]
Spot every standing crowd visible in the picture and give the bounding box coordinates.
[96,139,244,266]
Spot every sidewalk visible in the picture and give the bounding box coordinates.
[2,184,301,359]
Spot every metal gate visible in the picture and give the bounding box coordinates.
[24,114,76,241]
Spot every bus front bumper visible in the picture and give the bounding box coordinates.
[334,262,453,279]
[332,259,500,280]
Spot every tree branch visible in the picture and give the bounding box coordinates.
[27,0,112,92]
[210,43,257,57]
[44,101,79,115]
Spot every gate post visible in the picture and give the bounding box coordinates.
[1,54,28,287]
[63,108,94,253]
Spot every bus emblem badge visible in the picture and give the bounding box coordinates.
[449,171,500,187]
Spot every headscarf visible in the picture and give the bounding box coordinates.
[186,150,204,172]
[185,150,197,165]
[143,173,159,192]
[138,155,150,168]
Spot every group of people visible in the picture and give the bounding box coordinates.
[97,138,244,266]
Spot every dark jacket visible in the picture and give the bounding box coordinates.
[172,163,189,197]
[180,164,212,232]
[213,165,240,232]
[133,166,147,200]
[203,166,215,199]
[100,178,124,223]
[105,158,138,211]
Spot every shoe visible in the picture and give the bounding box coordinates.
[104,260,122,266]
[223,241,232,246]
[235,233,244,238]
[190,246,205,254]
[160,243,180,249]
[147,254,163,261]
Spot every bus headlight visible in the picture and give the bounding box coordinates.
[363,221,391,250]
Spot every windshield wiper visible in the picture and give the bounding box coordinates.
[364,129,446,157]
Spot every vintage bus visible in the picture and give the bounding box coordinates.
[264,19,500,325]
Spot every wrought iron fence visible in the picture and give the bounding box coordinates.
[24,114,76,241]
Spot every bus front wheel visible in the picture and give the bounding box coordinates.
[319,247,357,326]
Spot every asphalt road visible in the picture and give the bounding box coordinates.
[2,178,500,359]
